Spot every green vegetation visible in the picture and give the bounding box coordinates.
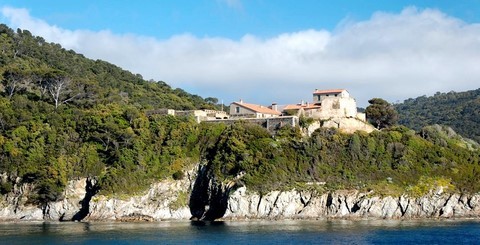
[205,122,480,195]
[406,176,455,198]
[1,24,479,205]
[366,98,398,129]
[0,24,226,204]
[395,89,480,143]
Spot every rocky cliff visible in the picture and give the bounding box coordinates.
[1,169,480,221]
[0,170,196,221]
[188,164,237,221]
[225,187,480,219]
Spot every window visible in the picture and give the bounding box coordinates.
[235,107,240,113]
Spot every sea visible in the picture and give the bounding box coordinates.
[0,219,479,244]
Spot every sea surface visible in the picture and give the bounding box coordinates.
[0,219,479,244]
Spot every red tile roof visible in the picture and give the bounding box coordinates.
[232,101,282,115]
[313,89,346,95]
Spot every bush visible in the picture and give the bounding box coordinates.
[172,171,184,180]
[0,181,13,194]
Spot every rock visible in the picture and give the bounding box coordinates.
[366,196,383,217]
[2,166,480,221]
[398,195,410,216]
[297,194,328,218]
[382,196,401,218]
[268,191,303,218]
[226,186,256,218]
[440,194,458,217]
[188,164,238,221]
[256,191,278,217]
[0,167,197,222]
[469,194,480,210]
[117,213,155,222]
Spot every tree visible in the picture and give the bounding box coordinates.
[205,97,218,104]
[43,70,81,109]
[1,65,31,99]
[365,98,398,129]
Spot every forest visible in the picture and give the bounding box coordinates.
[0,24,224,203]
[395,89,480,143]
[1,24,479,205]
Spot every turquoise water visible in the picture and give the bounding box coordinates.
[0,219,479,244]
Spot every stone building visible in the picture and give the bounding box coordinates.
[229,100,281,118]
[151,88,373,134]
[282,89,366,121]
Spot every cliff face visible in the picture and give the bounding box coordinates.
[225,187,480,219]
[0,169,197,221]
[1,169,480,221]
[188,164,236,221]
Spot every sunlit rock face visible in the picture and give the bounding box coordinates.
[1,169,480,221]
[224,187,480,220]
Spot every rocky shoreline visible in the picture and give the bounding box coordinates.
[1,171,479,222]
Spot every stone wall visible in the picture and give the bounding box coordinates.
[312,97,358,119]
[205,116,299,133]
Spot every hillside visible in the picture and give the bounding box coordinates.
[395,89,480,143]
[0,24,223,202]
[203,123,480,196]
[0,24,479,209]
[0,24,218,110]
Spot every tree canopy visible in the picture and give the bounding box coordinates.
[395,89,480,143]
[365,98,398,129]
[0,24,225,203]
[204,122,480,195]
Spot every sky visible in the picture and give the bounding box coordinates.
[1,1,480,107]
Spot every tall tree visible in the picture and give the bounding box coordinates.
[2,65,31,99]
[43,70,81,109]
[365,98,398,129]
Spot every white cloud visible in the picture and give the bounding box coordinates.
[2,6,480,107]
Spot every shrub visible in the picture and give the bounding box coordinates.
[172,171,184,180]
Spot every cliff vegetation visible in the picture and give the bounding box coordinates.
[205,122,480,196]
[0,24,479,208]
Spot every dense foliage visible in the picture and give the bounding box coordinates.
[0,24,225,203]
[206,122,480,195]
[0,24,219,111]
[366,98,398,129]
[395,89,480,143]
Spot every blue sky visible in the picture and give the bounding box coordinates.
[2,0,480,107]
[3,0,480,39]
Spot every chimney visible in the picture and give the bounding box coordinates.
[271,102,278,111]
[239,99,243,104]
